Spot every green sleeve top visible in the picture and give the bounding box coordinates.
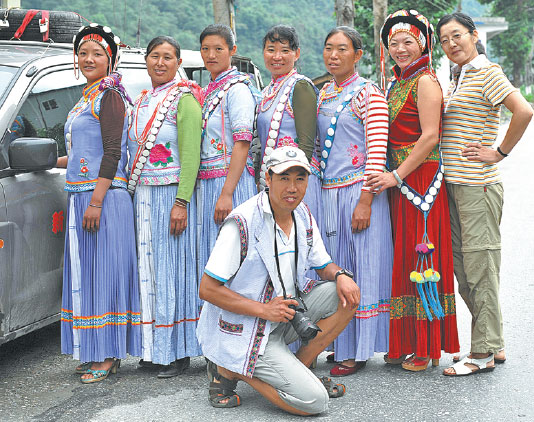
[175,93,202,202]
[292,79,318,162]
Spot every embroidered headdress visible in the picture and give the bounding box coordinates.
[379,9,435,90]
[73,23,122,78]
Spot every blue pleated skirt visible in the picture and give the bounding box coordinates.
[61,189,142,362]
[197,169,256,275]
[135,184,202,365]
[303,174,323,231]
[323,183,393,362]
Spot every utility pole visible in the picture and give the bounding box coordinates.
[335,0,354,27]
[212,0,236,40]
[373,0,388,81]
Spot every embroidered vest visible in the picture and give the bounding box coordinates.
[199,68,257,179]
[317,74,368,189]
[197,191,316,378]
[257,72,318,186]
[127,80,188,185]
[64,81,128,192]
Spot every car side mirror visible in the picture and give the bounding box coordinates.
[8,138,58,171]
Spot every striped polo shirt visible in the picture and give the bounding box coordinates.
[442,54,516,185]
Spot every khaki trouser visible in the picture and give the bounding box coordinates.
[447,183,504,354]
[252,282,339,415]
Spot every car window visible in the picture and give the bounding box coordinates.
[3,68,84,157]
[3,67,151,159]
[119,67,152,100]
[188,68,211,88]
[0,65,18,105]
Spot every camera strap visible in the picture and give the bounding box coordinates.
[268,198,304,305]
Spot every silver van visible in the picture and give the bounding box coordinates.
[0,39,262,344]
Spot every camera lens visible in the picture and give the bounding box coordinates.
[289,298,322,342]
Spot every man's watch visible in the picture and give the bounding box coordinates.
[334,268,354,281]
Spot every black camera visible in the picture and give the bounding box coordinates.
[289,297,322,342]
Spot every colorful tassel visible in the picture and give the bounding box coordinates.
[409,214,443,320]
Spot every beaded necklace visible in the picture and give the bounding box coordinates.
[128,85,181,194]
[129,79,177,143]
[258,76,298,189]
[260,68,297,112]
[317,72,359,112]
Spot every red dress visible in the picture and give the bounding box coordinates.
[387,56,459,359]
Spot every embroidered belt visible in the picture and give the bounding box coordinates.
[388,142,440,170]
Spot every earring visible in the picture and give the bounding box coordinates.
[73,51,79,80]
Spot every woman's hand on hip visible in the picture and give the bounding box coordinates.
[214,192,233,224]
[462,142,503,164]
[170,204,188,236]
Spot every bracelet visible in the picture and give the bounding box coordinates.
[174,198,187,208]
[496,146,508,158]
[392,170,403,185]
[88,203,102,208]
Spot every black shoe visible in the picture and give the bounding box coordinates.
[138,359,161,370]
[157,357,190,379]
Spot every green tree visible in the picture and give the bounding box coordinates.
[479,0,534,86]
[22,0,336,80]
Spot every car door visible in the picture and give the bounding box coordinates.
[0,66,80,332]
[0,178,14,338]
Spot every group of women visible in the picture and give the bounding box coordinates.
[58,9,532,384]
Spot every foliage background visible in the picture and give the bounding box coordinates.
[23,0,529,86]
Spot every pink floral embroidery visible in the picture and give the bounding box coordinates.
[277,136,297,148]
[348,144,366,169]
[149,142,174,167]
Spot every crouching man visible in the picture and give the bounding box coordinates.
[197,146,360,416]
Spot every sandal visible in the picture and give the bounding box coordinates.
[383,353,409,365]
[75,362,92,374]
[453,349,506,364]
[208,362,241,408]
[318,376,345,398]
[80,359,120,384]
[443,354,495,377]
[401,356,439,372]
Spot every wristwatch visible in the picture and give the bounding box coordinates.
[334,268,354,281]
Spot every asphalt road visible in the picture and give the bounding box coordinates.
[1,122,533,422]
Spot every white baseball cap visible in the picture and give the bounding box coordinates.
[265,146,311,174]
